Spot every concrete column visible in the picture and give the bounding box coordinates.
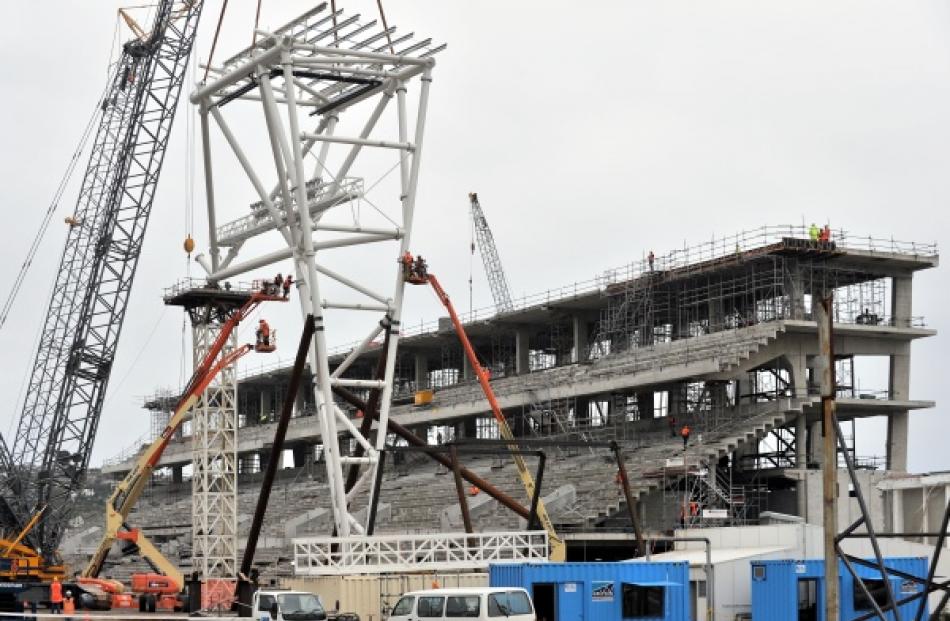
[668,384,686,418]
[575,397,590,425]
[462,355,475,381]
[708,288,725,332]
[172,465,183,484]
[786,262,805,320]
[795,414,807,519]
[515,329,530,375]
[572,315,589,363]
[892,275,913,328]
[293,445,309,468]
[885,275,913,472]
[414,352,429,390]
[808,421,823,465]
[795,414,807,468]
[456,417,477,440]
[887,342,910,472]
[892,489,904,534]
[788,351,808,399]
[636,392,655,419]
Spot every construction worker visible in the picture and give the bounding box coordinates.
[680,424,691,449]
[49,577,63,614]
[256,319,271,348]
[282,274,293,298]
[414,255,427,280]
[808,222,819,242]
[820,224,832,243]
[648,250,655,271]
[401,251,413,280]
[62,591,75,621]
[273,273,283,296]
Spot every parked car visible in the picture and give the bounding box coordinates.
[388,587,535,621]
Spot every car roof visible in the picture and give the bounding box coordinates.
[401,587,526,596]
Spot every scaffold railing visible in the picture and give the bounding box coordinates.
[101,431,150,467]
[323,225,937,356]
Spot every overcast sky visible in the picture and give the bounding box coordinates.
[1,1,947,470]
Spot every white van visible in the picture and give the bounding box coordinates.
[387,587,535,621]
[253,588,328,621]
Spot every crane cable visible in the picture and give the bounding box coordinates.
[202,0,230,83]
[375,0,395,54]
[0,86,108,332]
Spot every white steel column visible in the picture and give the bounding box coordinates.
[192,5,443,542]
[191,319,238,607]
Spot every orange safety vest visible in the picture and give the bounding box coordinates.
[63,598,75,615]
[260,322,270,337]
[681,426,691,438]
[50,581,63,603]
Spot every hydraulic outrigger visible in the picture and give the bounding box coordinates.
[402,253,567,561]
[81,290,284,606]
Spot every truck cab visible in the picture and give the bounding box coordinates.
[253,589,327,621]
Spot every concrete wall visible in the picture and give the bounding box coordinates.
[800,469,888,532]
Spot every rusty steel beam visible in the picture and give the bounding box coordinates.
[449,444,473,534]
[331,385,531,520]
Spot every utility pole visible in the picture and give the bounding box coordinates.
[818,294,839,621]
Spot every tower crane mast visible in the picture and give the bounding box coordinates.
[469,192,514,313]
[0,0,205,562]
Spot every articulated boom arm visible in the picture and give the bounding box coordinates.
[83,292,277,586]
[411,266,565,561]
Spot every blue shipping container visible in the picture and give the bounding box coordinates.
[490,561,690,621]
[751,557,928,621]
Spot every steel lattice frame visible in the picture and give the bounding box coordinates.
[192,4,442,538]
[0,1,204,557]
[191,320,239,600]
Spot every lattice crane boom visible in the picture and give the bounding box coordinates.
[469,192,514,313]
[0,0,205,560]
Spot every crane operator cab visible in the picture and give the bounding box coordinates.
[255,319,277,353]
[402,252,429,285]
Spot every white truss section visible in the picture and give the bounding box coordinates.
[216,177,363,247]
[191,323,238,584]
[293,531,549,575]
[192,5,443,539]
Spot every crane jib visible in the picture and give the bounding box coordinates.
[0,0,207,561]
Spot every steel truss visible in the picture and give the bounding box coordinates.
[191,317,239,602]
[0,0,204,557]
[192,4,442,539]
[293,530,548,576]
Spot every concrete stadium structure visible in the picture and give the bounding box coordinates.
[98,226,937,564]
